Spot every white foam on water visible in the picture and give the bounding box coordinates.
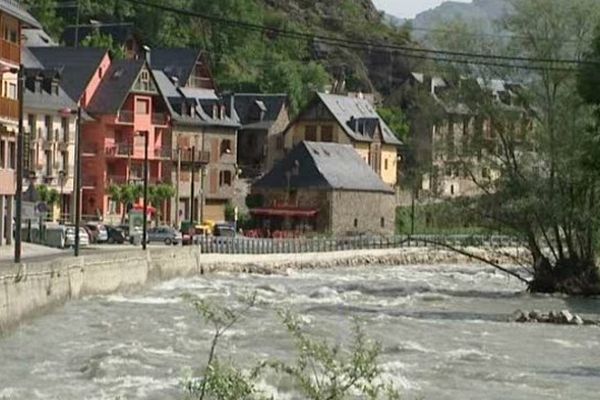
[547,338,584,349]
[447,348,494,362]
[391,340,433,354]
[104,294,181,305]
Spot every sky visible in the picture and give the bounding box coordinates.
[372,0,471,19]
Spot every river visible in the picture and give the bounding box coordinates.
[1,263,599,399]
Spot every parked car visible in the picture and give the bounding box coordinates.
[106,226,126,244]
[86,223,108,243]
[64,226,90,248]
[83,225,97,244]
[148,226,182,245]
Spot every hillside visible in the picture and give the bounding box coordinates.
[25,0,413,111]
[410,0,512,41]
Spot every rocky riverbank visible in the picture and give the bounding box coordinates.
[512,309,599,326]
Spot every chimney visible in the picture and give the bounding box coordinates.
[171,76,179,87]
[230,93,235,120]
[142,45,151,66]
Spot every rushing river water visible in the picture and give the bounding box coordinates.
[1,263,600,399]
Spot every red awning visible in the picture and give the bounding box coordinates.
[250,207,318,218]
[132,204,157,214]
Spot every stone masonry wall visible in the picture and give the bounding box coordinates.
[330,191,396,236]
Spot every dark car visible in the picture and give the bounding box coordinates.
[106,226,126,244]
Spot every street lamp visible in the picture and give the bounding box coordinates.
[58,170,66,223]
[1,64,24,263]
[137,131,149,250]
[59,106,82,256]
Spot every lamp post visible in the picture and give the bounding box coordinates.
[58,170,66,223]
[137,131,149,250]
[60,106,82,256]
[1,64,24,263]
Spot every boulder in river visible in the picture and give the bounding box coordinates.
[512,309,597,326]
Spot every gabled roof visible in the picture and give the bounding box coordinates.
[0,0,41,28]
[23,69,78,112]
[151,48,204,87]
[28,47,108,103]
[22,28,55,47]
[254,141,394,194]
[315,93,402,146]
[226,93,288,131]
[87,59,145,115]
[153,69,240,129]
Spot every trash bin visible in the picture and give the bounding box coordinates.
[130,233,142,246]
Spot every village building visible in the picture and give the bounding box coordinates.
[153,68,240,225]
[251,141,396,236]
[224,93,290,175]
[21,66,81,223]
[277,93,402,187]
[404,73,532,200]
[0,1,40,246]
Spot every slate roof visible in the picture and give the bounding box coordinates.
[28,47,108,103]
[153,69,240,129]
[316,93,402,146]
[0,0,40,28]
[151,48,202,87]
[21,47,43,68]
[225,93,287,131]
[22,28,55,47]
[23,70,78,111]
[87,59,144,115]
[254,141,394,194]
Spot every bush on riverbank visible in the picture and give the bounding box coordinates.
[183,295,401,400]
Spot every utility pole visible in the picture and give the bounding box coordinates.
[74,106,82,256]
[175,148,181,227]
[199,129,206,224]
[74,0,80,47]
[14,65,24,263]
[190,145,196,222]
[142,131,149,250]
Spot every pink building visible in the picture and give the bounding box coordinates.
[81,58,171,221]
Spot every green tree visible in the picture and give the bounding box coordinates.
[377,107,409,141]
[108,183,143,223]
[80,30,126,59]
[148,183,175,224]
[423,0,600,294]
[23,0,63,38]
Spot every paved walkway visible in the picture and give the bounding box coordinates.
[0,243,67,264]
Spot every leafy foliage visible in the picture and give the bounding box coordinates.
[377,107,409,141]
[183,295,401,399]
[80,31,127,59]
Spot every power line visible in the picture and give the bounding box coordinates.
[120,0,599,68]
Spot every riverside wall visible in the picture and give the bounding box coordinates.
[0,247,524,333]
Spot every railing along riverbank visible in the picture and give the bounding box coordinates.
[194,234,522,255]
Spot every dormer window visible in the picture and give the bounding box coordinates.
[219,105,225,119]
[212,104,218,119]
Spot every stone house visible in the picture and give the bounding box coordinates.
[252,141,396,236]
[153,69,240,225]
[276,93,402,187]
[224,93,290,175]
[405,73,532,199]
[0,1,40,246]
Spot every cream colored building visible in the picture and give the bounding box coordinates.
[23,69,79,222]
[275,93,402,187]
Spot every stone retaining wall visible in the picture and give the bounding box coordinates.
[0,247,525,333]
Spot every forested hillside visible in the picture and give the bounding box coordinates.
[25,0,412,113]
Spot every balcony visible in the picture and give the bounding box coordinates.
[0,40,20,65]
[117,111,134,124]
[82,143,99,156]
[154,147,172,159]
[151,113,168,126]
[42,140,54,151]
[0,97,18,120]
[106,175,163,186]
[58,141,71,152]
[82,175,98,188]
[105,143,133,158]
[176,149,211,164]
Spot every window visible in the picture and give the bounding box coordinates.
[45,116,53,139]
[61,152,68,172]
[321,126,334,142]
[45,150,52,175]
[220,139,232,155]
[219,170,232,186]
[7,82,16,99]
[305,125,317,141]
[8,142,15,169]
[28,114,36,135]
[140,70,150,82]
[62,117,69,142]
[0,140,5,168]
[98,67,103,79]
[381,217,385,228]
[353,218,358,228]
[136,98,150,114]
[384,158,389,170]
[482,167,490,179]
[450,184,455,196]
